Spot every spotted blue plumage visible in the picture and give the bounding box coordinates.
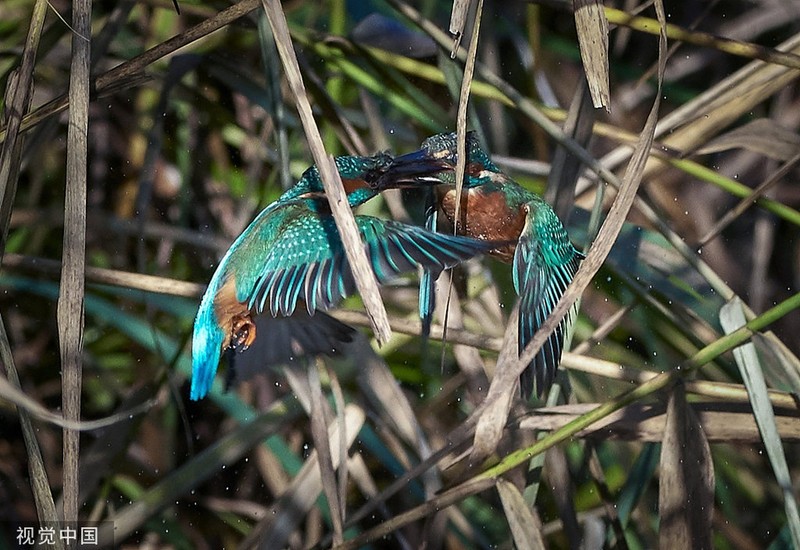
[190,152,493,400]
[383,132,583,398]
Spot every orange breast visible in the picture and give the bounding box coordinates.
[440,187,525,263]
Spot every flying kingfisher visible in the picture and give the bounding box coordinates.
[191,152,495,400]
[381,133,584,398]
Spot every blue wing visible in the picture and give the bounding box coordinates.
[241,200,494,321]
[512,202,582,398]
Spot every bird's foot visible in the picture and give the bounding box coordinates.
[230,313,256,352]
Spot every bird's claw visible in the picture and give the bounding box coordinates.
[230,313,256,352]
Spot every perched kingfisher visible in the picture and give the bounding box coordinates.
[382,133,584,398]
[191,152,495,400]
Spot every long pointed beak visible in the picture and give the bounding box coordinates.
[373,149,453,190]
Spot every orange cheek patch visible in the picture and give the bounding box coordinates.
[341,177,367,194]
[466,162,483,176]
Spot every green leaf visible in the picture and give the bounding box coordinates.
[720,298,800,549]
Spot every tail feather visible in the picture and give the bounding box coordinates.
[190,290,227,401]
[419,268,436,339]
[419,187,439,340]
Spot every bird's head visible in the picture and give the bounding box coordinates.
[280,153,398,207]
[420,131,501,174]
[376,131,501,191]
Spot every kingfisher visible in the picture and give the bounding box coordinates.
[381,133,584,398]
[191,152,495,400]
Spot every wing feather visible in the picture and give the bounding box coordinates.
[234,200,494,323]
[419,187,440,339]
[514,202,582,398]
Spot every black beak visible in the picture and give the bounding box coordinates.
[372,149,453,190]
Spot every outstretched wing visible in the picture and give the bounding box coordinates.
[512,201,582,398]
[237,200,494,320]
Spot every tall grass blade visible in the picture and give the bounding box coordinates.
[497,479,546,549]
[58,0,91,523]
[720,298,800,548]
[574,0,610,109]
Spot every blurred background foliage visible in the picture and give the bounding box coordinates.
[1,0,799,548]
